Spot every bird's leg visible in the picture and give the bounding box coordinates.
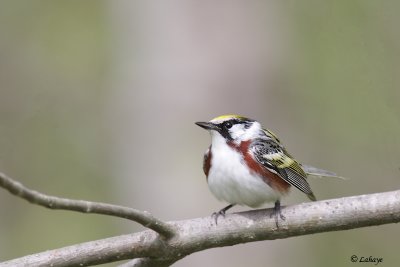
[211,204,235,225]
[271,200,286,227]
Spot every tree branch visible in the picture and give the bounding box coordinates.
[1,185,399,266]
[0,172,176,239]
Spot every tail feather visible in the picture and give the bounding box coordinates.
[302,164,346,180]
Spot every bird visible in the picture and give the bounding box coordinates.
[195,114,318,227]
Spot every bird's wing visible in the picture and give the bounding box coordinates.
[262,128,281,143]
[250,138,316,201]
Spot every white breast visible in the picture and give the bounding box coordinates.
[207,134,282,208]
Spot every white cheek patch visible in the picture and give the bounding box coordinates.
[231,122,261,141]
[229,124,245,140]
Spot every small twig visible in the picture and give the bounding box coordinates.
[0,172,175,239]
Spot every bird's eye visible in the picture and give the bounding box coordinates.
[225,121,233,129]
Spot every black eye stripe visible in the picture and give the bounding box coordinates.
[219,119,251,129]
[225,121,233,128]
[220,120,237,129]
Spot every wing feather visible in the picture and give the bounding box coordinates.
[251,138,316,201]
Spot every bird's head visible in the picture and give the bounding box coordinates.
[196,114,262,144]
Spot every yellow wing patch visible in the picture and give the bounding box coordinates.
[263,152,295,169]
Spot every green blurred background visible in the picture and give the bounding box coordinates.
[0,1,399,266]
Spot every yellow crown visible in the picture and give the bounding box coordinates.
[211,114,245,122]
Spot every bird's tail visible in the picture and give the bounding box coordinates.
[302,164,346,180]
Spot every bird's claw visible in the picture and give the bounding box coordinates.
[211,204,234,225]
[211,210,226,225]
[271,200,285,228]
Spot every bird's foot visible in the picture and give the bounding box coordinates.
[211,210,226,225]
[211,204,235,225]
[270,200,285,228]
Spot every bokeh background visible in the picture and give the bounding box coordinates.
[1,1,399,266]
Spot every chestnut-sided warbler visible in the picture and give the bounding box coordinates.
[196,114,318,226]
